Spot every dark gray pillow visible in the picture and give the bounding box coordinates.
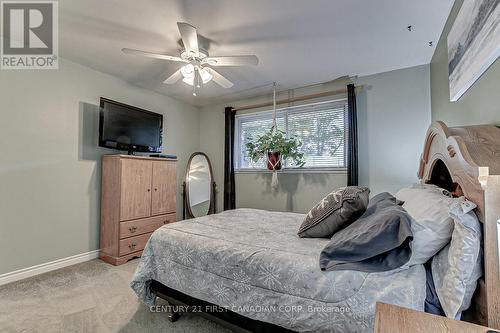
[297,186,370,238]
[319,192,414,272]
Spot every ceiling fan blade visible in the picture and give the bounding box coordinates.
[163,69,183,84]
[122,48,186,62]
[177,22,199,58]
[202,55,258,66]
[206,68,234,88]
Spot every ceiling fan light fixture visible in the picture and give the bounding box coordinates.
[182,76,194,86]
[123,22,253,92]
[200,68,213,83]
[180,64,212,86]
[180,63,194,77]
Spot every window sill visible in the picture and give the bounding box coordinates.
[234,168,347,174]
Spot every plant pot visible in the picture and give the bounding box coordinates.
[267,152,282,170]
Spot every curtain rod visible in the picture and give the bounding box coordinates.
[232,86,362,112]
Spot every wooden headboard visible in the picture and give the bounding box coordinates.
[418,121,500,328]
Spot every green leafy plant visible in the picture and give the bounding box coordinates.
[245,127,305,168]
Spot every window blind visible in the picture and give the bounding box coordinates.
[235,100,348,170]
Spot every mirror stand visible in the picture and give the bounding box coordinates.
[182,152,217,220]
[182,181,217,220]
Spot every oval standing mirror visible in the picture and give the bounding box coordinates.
[184,152,216,219]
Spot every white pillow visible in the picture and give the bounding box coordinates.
[395,184,457,266]
[432,199,482,318]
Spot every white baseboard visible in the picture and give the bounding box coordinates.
[0,250,100,286]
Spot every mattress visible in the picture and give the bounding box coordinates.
[131,208,426,332]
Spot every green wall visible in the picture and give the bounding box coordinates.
[200,65,431,213]
[199,79,351,213]
[0,59,200,275]
[431,0,500,126]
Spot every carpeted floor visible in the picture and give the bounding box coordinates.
[0,259,231,333]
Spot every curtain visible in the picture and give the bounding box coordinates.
[347,84,359,186]
[224,106,236,210]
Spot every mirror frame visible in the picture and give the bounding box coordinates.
[183,152,216,219]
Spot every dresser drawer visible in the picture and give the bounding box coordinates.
[163,212,176,224]
[120,215,167,239]
[119,232,153,256]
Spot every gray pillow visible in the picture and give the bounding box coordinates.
[431,199,482,319]
[297,186,370,238]
[319,192,414,272]
[396,184,458,267]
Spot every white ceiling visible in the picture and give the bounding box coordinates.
[60,0,454,107]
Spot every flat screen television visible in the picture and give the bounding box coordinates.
[99,98,163,154]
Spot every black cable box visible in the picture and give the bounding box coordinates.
[149,154,177,159]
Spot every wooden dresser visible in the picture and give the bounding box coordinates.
[100,155,177,265]
[374,302,496,333]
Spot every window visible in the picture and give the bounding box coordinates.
[234,99,348,170]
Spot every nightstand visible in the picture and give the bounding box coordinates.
[374,302,497,333]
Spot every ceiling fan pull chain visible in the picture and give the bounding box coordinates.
[194,67,202,88]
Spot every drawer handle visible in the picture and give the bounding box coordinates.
[154,188,158,192]
[129,226,137,233]
[129,243,136,250]
[147,189,151,192]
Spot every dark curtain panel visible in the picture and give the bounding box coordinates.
[224,106,236,210]
[347,84,359,186]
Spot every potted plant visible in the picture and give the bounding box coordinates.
[246,127,305,170]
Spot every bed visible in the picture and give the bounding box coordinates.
[131,121,500,332]
[132,208,425,332]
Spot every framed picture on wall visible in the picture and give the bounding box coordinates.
[447,0,500,102]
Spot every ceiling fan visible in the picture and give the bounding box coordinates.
[122,22,259,96]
